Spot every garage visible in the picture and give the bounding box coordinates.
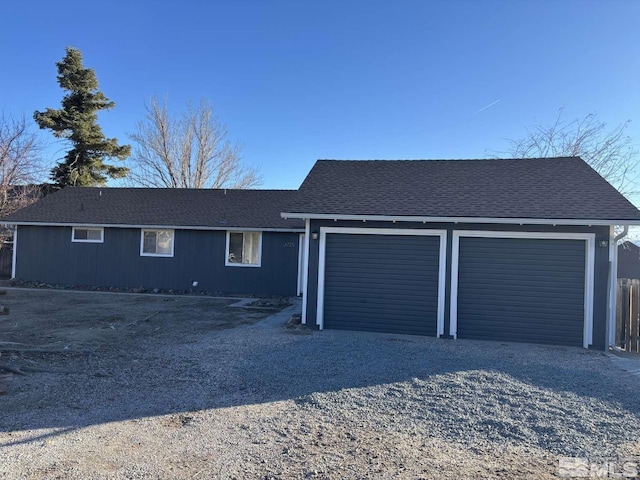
[286,158,640,350]
[318,228,445,336]
[451,232,594,348]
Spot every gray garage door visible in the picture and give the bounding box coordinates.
[456,237,586,347]
[323,233,441,335]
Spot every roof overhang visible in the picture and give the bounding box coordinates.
[1,221,304,233]
[280,212,640,227]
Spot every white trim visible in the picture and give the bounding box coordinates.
[297,233,305,296]
[11,226,17,279]
[317,229,327,329]
[583,237,595,346]
[449,230,596,349]
[281,212,636,227]
[436,230,448,337]
[71,226,104,243]
[301,220,310,324]
[607,226,617,347]
[316,227,447,333]
[225,231,262,267]
[140,229,175,257]
[449,234,460,339]
[6,221,302,233]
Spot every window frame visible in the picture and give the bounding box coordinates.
[71,227,104,243]
[225,231,262,267]
[140,229,175,257]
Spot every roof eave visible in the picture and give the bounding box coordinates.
[280,212,640,226]
[1,221,304,233]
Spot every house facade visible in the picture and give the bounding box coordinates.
[5,188,304,296]
[5,157,640,350]
[283,158,640,350]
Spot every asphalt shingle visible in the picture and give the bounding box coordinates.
[2,188,304,230]
[285,157,640,221]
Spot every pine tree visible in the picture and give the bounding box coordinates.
[34,47,130,187]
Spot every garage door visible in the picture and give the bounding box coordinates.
[455,236,587,347]
[322,232,442,335]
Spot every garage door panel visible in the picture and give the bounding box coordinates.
[327,252,437,271]
[456,237,586,347]
[323,233,441,336]
[325,311,432,324]
[458,302,583,316]
[325,272,435,284]
[458,291,584,305]
[324,279,436,292]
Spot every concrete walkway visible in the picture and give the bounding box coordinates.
[607,350,640,377]
[248,297,302,329]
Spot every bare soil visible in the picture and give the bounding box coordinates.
[0,288,282,405]
[0,288,638,480]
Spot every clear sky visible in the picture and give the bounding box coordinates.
[2,0,639,197]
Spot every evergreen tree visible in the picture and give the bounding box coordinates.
[34,47,130,187]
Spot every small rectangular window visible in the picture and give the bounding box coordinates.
[140,229,174,257]
[72,227,104,243]
[226,231,261,267]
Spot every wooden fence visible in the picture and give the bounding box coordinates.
[617,278,640,353]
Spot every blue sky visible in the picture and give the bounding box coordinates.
[2,0,640,196]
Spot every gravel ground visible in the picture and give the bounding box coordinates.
[1,293,639,479]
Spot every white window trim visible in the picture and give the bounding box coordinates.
[449,230,596,349]
[316,227,447,335]
[225,231,262,267]
[140,229,175,257]
[71,226,104,243]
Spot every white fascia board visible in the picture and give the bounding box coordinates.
[6,221,303,233]
[280,212,639,226]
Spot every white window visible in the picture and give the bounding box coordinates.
[226,231,262,267]
[72,227,104,243]
[140,229,174,257]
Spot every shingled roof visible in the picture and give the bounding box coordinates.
[2,188,304,230]
[283,157,640,222]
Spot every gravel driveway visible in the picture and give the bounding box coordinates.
[1,291,639,479]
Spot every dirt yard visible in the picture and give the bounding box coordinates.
[1,288,639,480]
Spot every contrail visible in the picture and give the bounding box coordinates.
[472,99,501,115]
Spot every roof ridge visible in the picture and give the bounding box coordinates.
[315,157,582,162]
[64,187,297,193]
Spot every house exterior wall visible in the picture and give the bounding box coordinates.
[15,225,300,296]
[304,219,611,350]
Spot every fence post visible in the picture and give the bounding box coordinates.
[616,279,623,347]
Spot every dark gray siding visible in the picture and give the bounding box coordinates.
[456,237,586,347]
[323,234,440,335]
[16,226,299,296]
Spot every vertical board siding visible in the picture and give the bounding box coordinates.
[16,226,299,296]
[457,237,586,347]
[323,234,441,335]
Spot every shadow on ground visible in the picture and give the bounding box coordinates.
[1,290,639,456]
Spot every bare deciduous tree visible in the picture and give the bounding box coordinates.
[128,98,261,189]
[502,109,638,196]
[0,113,44,216]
